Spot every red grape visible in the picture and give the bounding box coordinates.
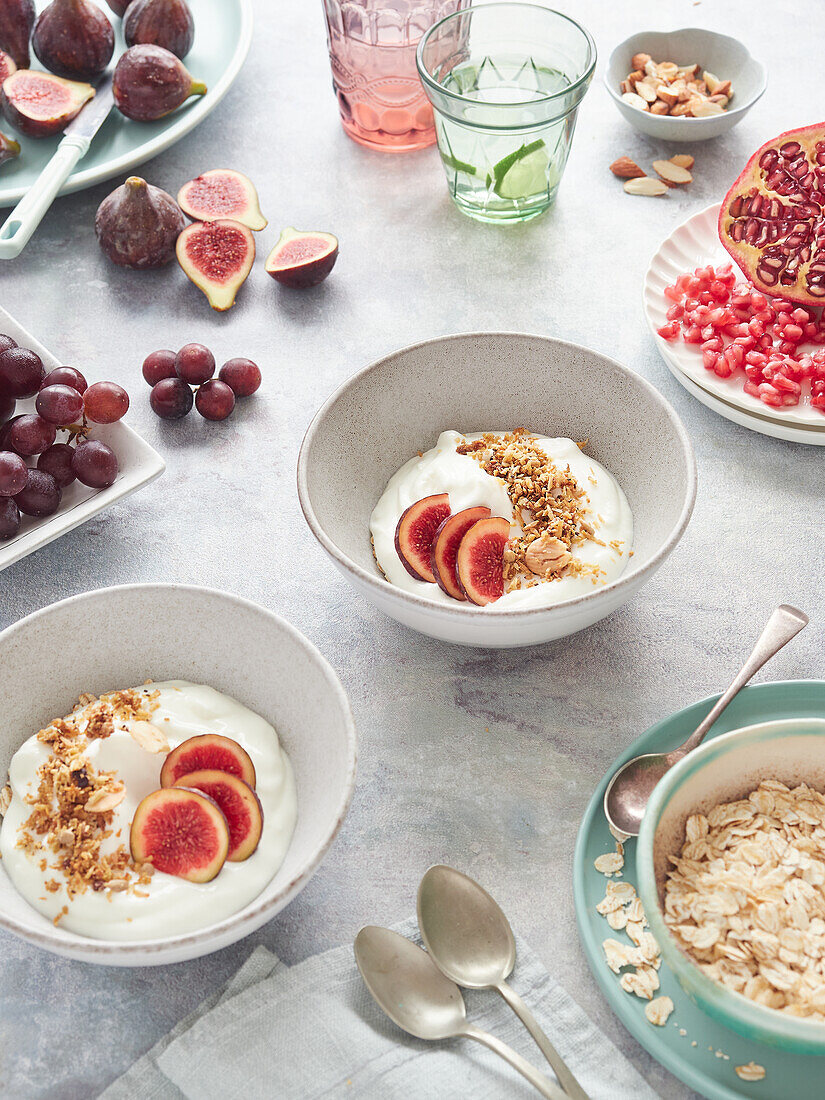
[0,347,44,398]
[41,366,87,394]
[72,440,118,488]
[0,451,27,496]
[84,381,129,424]
[36,384,84,426]
[219,358,261,397]
[10,414,56,456]
[142,349,177,387]
[15,470,61,516]
[150,377,193,420]
[175,343,215,386]
[0,496,20,540]
[0,389,15,424]
[195,379,235,421]
[38,443,76,488]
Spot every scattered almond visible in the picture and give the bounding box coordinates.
[649,101,669,116]
[609,156,645,179]
[623,177,668,197]
[670,153,694,169]
[107,878,129,892]
[634,80,658,104]
[523,534,572,576]
[621,91,648,112]
[630,52,651,70]
[0,784,10,817]
[619,53,733,117]
[652,159,693,185]
[691,99,725,117]
[85,785,126,814]
[129,720,169,754]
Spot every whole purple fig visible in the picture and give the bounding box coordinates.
[33,0,115,82]
[124,0,194,60]
[0,130,20,166]
[106,0,132,15]
[0,0,35,69]
[95,176,186,268]
[113,44,206,121]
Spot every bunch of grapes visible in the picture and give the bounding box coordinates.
[143,344,261,422]
[0,335,129,541]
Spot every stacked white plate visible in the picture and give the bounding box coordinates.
[645,203,825,446]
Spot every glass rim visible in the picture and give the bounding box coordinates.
[415,2,597,110]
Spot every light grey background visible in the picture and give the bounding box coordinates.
[0,0,820,1096]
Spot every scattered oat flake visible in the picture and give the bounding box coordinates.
[735,1062,766,1082]
[645,996,674,1026]
[594,850,624,875]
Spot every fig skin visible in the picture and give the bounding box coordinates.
[0,0,35,70]
[172,769,263,862]
[1,70,95,138]
[265,227,339,289]
[33,0,115,82]
[124,0,195,60]
[0,130,20,166]
[113,44,206,122]
[394,493,451,583]
[0,50,17,84]
[105,0,133,15]
[160,732,257,789]
[95,176,186,269]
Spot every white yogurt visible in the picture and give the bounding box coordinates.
[0,681,298,941]
[370,431,633,609]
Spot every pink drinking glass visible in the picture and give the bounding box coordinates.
[322,0,464,152]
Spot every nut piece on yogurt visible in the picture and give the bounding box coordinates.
[85,785,126,813]
[130,720,170,754]
[523,534,572,577]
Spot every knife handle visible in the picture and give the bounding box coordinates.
[0,135,89,260]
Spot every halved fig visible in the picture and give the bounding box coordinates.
[265,227,338,288]
[176,218,255,311]
[456,516,511,606]
[160,733,256,789]
[1,70,94,138]
[130,786,229,883]
[0,129,20,166]
[178,169,267,231]
[431,506,491,601]
[173,769,263,862]
[113,44,206,122]
[0,0,35,70]
[0,50,17,84]
[394,493,451,583]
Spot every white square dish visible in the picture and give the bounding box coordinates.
[0,305,164,571]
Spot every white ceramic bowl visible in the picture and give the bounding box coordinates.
[638,718,825,1053]
[605,28,767,142]
[297,333,696,648]
[0,585,357,966]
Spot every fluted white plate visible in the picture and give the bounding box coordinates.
[644,203,825,443]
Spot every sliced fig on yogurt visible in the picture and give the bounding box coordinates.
[176,218,255,311]
[130,786,230,882]
[394,493,451,583]
[160,733,257,789]
[173,769,263,862]
[1,69,94,138]
[178,169,267,231]
[431,505,491,601]
[456,516,510,606]
[265,227,338,288]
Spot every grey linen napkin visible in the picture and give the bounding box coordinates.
[101,917,658,1100]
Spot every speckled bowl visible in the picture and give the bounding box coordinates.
[638,718,825,1053]
[0,585,357,966]
[297,332,696,648]
[605,28,767,142]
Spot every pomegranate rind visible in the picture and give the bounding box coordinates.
[1,70,94,138]
[130,786,230,883]
[719,123,825,305]
[178,169,268,231]
[160,733,257,790]
[173,769,263,862]
[265,227,339,289]
[176,218,255,311]
[431,506,491,601]
[456,516,510,606]
[394,493,451,583]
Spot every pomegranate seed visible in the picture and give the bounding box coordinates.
[664,285,682,302]
[702,337,723,352]
[745,351,767,367]
[657,322,680,341]
[702,350,720,370]
[667,304,684,321]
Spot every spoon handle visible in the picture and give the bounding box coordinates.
[675,604,808,760]
[496,981,590,1099]
[463,1023,568,1100]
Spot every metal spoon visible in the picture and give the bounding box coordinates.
[418,865,589,1100]
[355,925,566,1100]
[604,603,808,838]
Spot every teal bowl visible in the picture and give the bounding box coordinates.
[637,717,825,1054]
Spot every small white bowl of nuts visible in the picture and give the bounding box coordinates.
[605,28,766,142]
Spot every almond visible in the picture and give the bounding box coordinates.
[691,99,725,117]
[609,156,646,179]
[621,91,648,111]
[710,94,729,107]
[676,63,698,79]
[620,79,632,95]
[631,52,651,70]
[650,101,669,116]
[670,102,692,117]
[656,86,679,108]
[670,154,695,169]
[653,159,693,185]
[524,535,571,577]
[627,69,644,86]
[703,70,721,93]
[657,62,679,81]
[129,720,170,754]
[634,80,658,104]
[643,59,658,78]
[86,785,126,814]
[623,177,668,197]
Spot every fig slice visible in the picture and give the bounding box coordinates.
[160,732,257,789]
[456,516,511,606]
[0,129,20,166]
[176,218,255,311]
[394,493,451,583]
[178,169,267,231]
[0,0,35,70]
[173,769,263,862]
[0,50,17,85]
[431,506,492,601]
[1,69,94,138]
[130,786,229,883]
[265,227,339,288]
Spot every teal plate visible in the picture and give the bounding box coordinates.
[574,680,825,1100]
[0,0,253,207]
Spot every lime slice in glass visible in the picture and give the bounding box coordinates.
[492,139,548,199]
[440,153,477,176]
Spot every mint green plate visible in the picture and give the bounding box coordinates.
[574,680,825,1100]
[0,0,253,207]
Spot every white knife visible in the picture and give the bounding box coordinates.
[0,73,114,259]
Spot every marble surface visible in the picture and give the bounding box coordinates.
[0,1,820,1097]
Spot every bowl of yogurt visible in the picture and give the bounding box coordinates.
[0,585,356,965]
[298,333,696,647]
